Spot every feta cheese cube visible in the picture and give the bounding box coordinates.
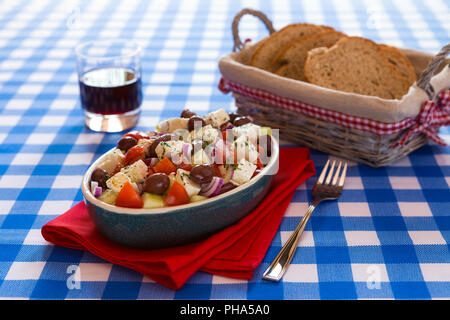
[137,138,152,156]
[204,108,230,128]
[190,124,220,145]
[155,140,184,160]
[202,125,220,144]
[233,135,259,163]
[97,149,125,175]
[192,148,212,165]
[172,128,192,143]
[106,172,131,193]
[230,159,257,186]
[120,159,148,183]
[233,135,247,162]
[232,123,260,142]
[175,169,201,198]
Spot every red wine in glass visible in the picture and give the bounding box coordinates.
[79,67,142,115]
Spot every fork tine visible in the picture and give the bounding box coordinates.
[317,159,330,184]
[324,160,336,185]
[338,161,348,187]
[332,160,343,185]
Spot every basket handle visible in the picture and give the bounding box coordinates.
[416,43,450,100]
[232,8,275,52]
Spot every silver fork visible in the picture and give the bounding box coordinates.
[262,159,348,281]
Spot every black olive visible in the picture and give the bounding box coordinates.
[117,136,137,152]
[91,168,109,189]
[190,164,215,185]
[233,116,252,127]
[258,134,272,157]
[228,112,239,123]
[220,122,234,131]
[143,173,170,195]
[148,134,173,157]
[181,108,197,118]
[188,116,206,132]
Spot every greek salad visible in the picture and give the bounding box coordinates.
[89,108,273,209]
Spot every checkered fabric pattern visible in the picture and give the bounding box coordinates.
[0,0,449,300]
[220,78,450,146]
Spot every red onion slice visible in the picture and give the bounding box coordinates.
[182,143,192,157]
[94,186,103,197]
[199,176,224,197]
[144,158,159,167]
[150,158,159,167]
[90,181,98,194]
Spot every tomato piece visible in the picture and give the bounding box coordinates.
[164,181,190,206]
[153,157,177,175]
[124,145,145,166]
[115,182,143,208]
[124,130,149,141]
[252,168,261,178]
[256,157,264,169]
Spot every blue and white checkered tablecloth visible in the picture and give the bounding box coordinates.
[0,0,449,300]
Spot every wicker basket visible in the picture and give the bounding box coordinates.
[218,9,450,167]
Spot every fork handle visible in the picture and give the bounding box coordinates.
[262,198,321,281]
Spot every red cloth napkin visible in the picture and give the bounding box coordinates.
[41,148,315,290]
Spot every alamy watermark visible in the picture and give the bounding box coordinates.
[65,0,81,30]
[366,265,381,290]
[66,264,81,290]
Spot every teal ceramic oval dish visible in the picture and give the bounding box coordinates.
[81,139,279,249]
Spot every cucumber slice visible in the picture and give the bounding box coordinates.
[98,189,118,205]
[190,195,208,203]
[259,127,272,136]
[168,172,176,187]
[142,192,165,209]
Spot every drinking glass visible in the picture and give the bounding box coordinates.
[75,39,142,132]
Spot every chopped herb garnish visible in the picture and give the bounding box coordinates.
[181,172,190,179]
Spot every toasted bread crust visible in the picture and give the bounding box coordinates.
[304,37,411,99]
[249,23,335,72]
[379,44,417,86]
[273,30,347,81]
[246,22,415,99]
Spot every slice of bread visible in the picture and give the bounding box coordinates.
[304,37,411,100]
[273,30,347,81]
[249,23,335,72]
[379,44,417,86]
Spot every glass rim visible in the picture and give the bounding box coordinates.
[75,38,141,61]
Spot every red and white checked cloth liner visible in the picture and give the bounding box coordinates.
[219,77,450,147]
